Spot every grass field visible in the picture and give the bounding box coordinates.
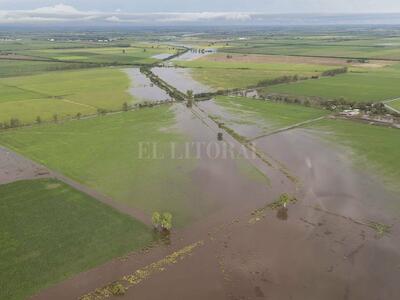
[0,178,152,300]
[214,96,329,133]
[175,56,337,90]
[306,118,400,191]
[23,45,176,65]
[223,42,400,60]
[0,106,200,226]
[263,64,400,102]
[0,59,96,78]
[0,68,133,124]
[387,99,400,110]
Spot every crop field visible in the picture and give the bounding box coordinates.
[214,96,329,132]
[175,54,338,89]
[0,106,200,226]
[263,64,400,102]
[21,45,177,65]
[0,178,152,300]
[388,99,400,110]
[306,118,400,191]
[0,59,97,77]
[0,68,132,124]
[222,37,400,60]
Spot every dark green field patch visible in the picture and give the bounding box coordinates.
[0,179,153,300]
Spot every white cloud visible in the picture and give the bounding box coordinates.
[0,3,399,25]
[32,4,81,14]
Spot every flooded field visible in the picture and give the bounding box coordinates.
[152,67,214,94]
[151,53,172,60]
[124,68,171,102]
[30,100,400,300]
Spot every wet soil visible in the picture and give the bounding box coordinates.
[0,146,51,185]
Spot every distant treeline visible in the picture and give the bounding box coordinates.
[321,67,348,77]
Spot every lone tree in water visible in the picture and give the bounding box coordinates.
[152,212,173,232]
[186,90,194,108]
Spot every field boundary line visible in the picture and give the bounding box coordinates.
[382,97,400,114]
[61,99,98,109]
[249,116,326,141]
[0,83,52,98]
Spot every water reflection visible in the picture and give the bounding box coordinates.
[124,68,171,102]
[277,207,289,221]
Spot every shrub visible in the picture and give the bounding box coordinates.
[109,282,126,296]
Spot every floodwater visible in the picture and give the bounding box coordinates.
[152,67,214,94]
[197,99,267,139]
[124,68,171,103]
[172,48,216,61]
[151,53,172,60]
[256,128,400,223]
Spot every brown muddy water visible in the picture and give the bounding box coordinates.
[124,68,171,102]
[152,67,214,94]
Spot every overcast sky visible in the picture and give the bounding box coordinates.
[1,0,400,13]
[1,1,400,25]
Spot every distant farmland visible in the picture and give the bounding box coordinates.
[175,54,339,90]
[0,68,133,124]
[263,64,400,102]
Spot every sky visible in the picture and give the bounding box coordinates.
[1,1,400,25]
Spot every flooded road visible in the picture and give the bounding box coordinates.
[152,67,214,94]
[172,48,216,61]
[124,68,171,103]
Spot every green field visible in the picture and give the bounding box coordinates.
[175,58,336,90]
[0,106,200,226]
[387,99,400,111]
[0,179,152,300]
[214,96,329,133]
[306,119,400,191]
[0,59,96,78]
[222,41,400,60]
[263,65,400,102]
[0,68,133,124]
[22,45,176,65]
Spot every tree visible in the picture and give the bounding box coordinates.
[186,90,194,108]
[161,212,173,231]
[36,116,42,124]
[122,102,129,112]
[152,212,161,229]
[53,114,58,123]
[10,118,20,128]
[152,211,173,232]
